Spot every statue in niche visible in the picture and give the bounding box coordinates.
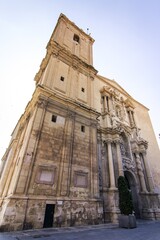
[111,109,121,128]
[115,104,126,122]
[115,105,121,118]
[131,127,142,140]
[111,114,118,128]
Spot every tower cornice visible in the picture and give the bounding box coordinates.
[34,41,98,84]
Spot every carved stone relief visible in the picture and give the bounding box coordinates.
[122,157,136,172]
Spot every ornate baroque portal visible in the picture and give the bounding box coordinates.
[0,14,160,231]
[98,84,160,222]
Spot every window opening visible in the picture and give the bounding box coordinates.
[60,76,64,81]
[52,115,57,123]
[73,34,80,43]
[81,87,85,92]
[81,125,85,132]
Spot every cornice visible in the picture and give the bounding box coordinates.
[51,41,97,74]
[34,41,97,84]
[35,85,100,118]
[98,127,121,135]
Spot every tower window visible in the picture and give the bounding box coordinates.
[52,115,57,123]
[81,125,85,132]
[60,76,64,81]
[81,87,85,92]
[73,34,80,43]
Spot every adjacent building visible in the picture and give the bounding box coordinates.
[0,14,160,231]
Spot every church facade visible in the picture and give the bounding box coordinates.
[0,14,160,231]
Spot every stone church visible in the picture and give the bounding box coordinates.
[0,14,160,231]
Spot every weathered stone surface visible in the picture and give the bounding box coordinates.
[0,13,160,231]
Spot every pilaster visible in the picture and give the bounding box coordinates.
[57,112,76,197]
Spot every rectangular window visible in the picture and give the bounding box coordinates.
[81,125,85,132]
[51,115,65,125]
[73,34,80,43]
[81,87,85,92]
[60,76,64,81]
[52,115,57,123]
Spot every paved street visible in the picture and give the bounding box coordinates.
[0,220,160,240]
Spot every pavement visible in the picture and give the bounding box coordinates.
[0,219,160,240]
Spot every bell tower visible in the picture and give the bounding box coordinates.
[49,13,94,65]
[0,14,102,231]
[34,14,97,109]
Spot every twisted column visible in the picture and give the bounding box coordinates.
[106,141,116,188]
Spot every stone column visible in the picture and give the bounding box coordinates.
[128,110,134,126]
[108,97,113,113]
[103,96,107,112]
[106,141,116,189]
[127,136,134,160]
[135,152,147,192]
[116,141,124,176]
[100,140,108,189]
[142,151,155,192]
[102,96,111,128]
[131,111,136,126]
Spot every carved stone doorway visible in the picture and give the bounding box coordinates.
[124,171,141,218]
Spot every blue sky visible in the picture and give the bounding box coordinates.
[0,0,160,158]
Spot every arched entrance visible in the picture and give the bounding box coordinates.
[124,171,141,218]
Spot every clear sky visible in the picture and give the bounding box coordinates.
[0,0,160,158]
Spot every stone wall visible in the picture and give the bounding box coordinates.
[0,198,103,231]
